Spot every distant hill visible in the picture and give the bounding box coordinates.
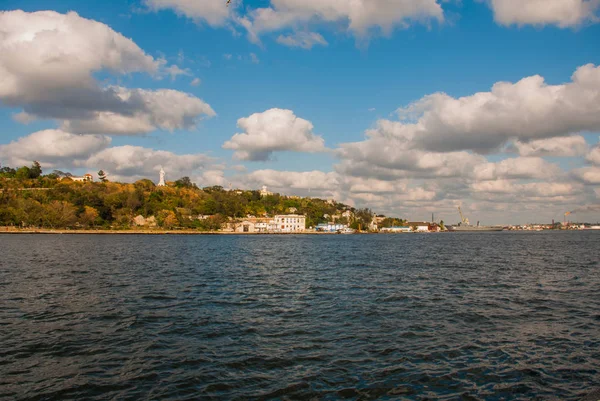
[0,166,390,230]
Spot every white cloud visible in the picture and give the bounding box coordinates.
[472,157,563,181]
[245,169,339,190]
[489,0,600,28]
[276,32,328,49]
[0,129,111,168]
[509,135,589,157]
[165,64,192,80]
[0,10,158,108]
[198,169,227,187]
[471,180,579,197]
[587,145,600,165]
[223,54,233,60]
[246,0,444,43]
[381,64,600,153]
[336,119,487,179]
[223,108,327,161]
[190,78,202,86]
[249,53,260,64]
[573,166,600,184]
[61,88,216,135]
[141,0,444,46]
[143,0,231,27]
[84,145,214,183]
[0,10,214,135]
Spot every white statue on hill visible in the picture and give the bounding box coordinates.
[158,167,166,186]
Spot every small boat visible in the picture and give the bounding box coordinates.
[339,228,356,234]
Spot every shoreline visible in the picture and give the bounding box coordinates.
[1,228,588,235]
[0,228,354,235]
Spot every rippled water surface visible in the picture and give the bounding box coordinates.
[1,232,599,400]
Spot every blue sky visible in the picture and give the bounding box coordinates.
[1,0,600,224]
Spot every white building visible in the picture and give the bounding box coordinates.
[255,222,269,232]
[273,214,306,233]
[234,221,256,233]
[62,173,93,182]
[407,222,430,232]
[316,223,347,232]
[260,185,273,197]
[380,226,411,233]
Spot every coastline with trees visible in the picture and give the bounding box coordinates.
[0,162,406,233]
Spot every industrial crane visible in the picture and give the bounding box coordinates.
[457,206,470,226]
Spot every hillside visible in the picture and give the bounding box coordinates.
[0,164,396,230]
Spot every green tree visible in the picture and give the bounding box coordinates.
[30,161,42,178]
[134,179,155,191]
[175,176,196,188]
[15,166,31,180]
[439,220,445,231]
[0,166,16,178]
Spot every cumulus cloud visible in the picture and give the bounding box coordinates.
[573,167,600,184]
[0,10,157,111]
[245,0,444,44]
[276,32,328,49]
[190,78,202,86]
[84,145,214,183]
[244,169,338,192]
[472,157,563,181]
[0,10,214,135]
[223,108,327,161]
[142,0,445,47]
[508,135,588,157]
[143,0,231,27]
[471,180,579,197]
[61,88,215,135]
[587,145,600,165]
[336,119,487,180]
[0,129,111,168]
[489,0,600,28]
[376,64,600,153]
[0,130,220,184]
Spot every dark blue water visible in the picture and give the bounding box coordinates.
[1,232,599,400]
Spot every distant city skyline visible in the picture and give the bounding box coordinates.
[0,0,599,224]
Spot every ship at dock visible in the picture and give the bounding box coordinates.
[448,207,504,232]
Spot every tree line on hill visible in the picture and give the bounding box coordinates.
[0,162,405,230]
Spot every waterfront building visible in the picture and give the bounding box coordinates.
[273,214,306,232]
[254,222,269,232]
[235,220,256,233]
[407,222,430,232]
[316,223,348,232]
[381,226,412,233]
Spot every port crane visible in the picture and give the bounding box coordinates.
[457,206,470,226]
